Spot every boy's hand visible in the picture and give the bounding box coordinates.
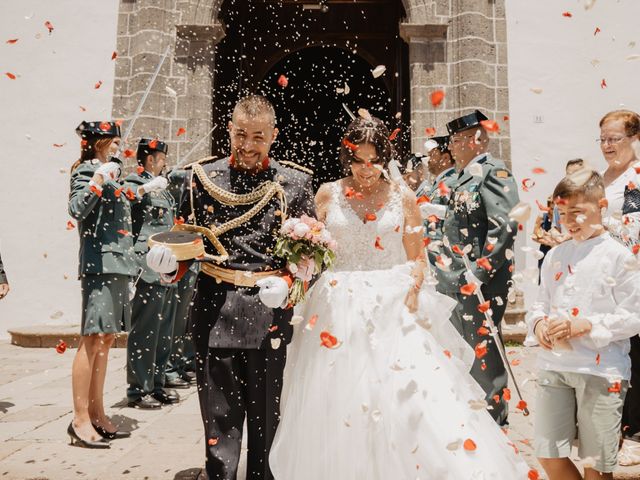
[547,317,592,341]
[534,319,552,350]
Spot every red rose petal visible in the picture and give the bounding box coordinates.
[430,90,445,107]
[277,74,289,88]
[463,438,477,451]
[320,330,339,348]
[66,221,75,230]
[176,127,186,137]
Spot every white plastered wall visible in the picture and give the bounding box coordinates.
[0,1,119,337]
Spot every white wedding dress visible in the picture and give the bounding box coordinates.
[269,182,530,479]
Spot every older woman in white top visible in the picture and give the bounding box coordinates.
[600,110,640,248]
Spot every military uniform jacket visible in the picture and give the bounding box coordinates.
[124,171,176,286]
[179,158,315,349]
[435,154,519,294]
[417,168,457,266]
[68,160,137,278]
[0,251,7,284]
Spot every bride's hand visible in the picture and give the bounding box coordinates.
[404,286,419,313]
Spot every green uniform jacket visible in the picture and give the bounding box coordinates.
[68,160,137,278]
[124,171,176,286]
[435,154,519,294]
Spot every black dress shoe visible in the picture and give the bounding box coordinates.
[166,377,191,389]
[182,371,197,384]
[92,424,132,440]
[152,389,180,404]
[67,422,110,449]
[127,394,162,409]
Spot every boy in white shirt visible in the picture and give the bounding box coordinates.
[526,169,640,479]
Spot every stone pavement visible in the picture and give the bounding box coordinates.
[1,340,640,480]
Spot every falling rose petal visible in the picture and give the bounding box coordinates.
[451,245,463,255]
[357,108,372,120]
[632,244,640,255]
[208,437,218,446]
[374,236,384,250]
[594,27,601,36]
[477,301,491,314]
[388,128,401,141]
[511,358,521,366]
[117,229,130,236]
[329,279,338,287]
[121,149,135,159]
[502,388,511,401]
[528,469,540,480]
[343,138,359,152]
[516,400,528,411]
[371,65,386,78]
[176,127,186,137]
[430,90,445,107]
[5,72,17,80]
[476,257,492,271]
[305,314,318,331]
[416,195,430,205]
[571,307,579,317]
[89,185,102,198]
[477,326,490,336]
[480,120,500,133]
[320,331,339,348]
[608,381,621,393]
[55,340,67,354]
[277,74,289,87]
[114,187,124,198]
[53,143,65,148]
[562,11,572,17]
[79,105,87,112]
[532,167,546,174]
[446,439,461,451]
[6,39,18,44]
[530,87,543,94]
[44,20,54,33]
[364,213,377,222]
[149,139,158,149]
[111,51,118,60]
[425,127,436,136]
[289,314,304,325]
[584,0,597,10]
[474,341,488,359]
[601,78,607,89]
[66,220,75,230]
[596,353,601,365]
[460,283,477,296]
[94,80,103,89]
[463,439,477,451]
[554,271,563,281]
[270,338,281,349]
[521,178,535,192]
[503,115,510,122]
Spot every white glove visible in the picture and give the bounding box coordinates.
[464,270,483,287]
[146,245,178,274]
[256,276,289,309]
[142,176,169,195]
[95,161,122,181]
[419,203,447,220]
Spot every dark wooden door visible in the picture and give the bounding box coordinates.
[213,0,409,185]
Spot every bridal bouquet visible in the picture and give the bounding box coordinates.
[274,215,337,306]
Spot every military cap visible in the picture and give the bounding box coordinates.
[446,110,488,135]
[75,121,121,139]
[137,138,169,163]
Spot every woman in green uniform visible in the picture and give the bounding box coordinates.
[67,121,137,448]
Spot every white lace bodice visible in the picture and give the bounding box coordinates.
[325,181,406,271]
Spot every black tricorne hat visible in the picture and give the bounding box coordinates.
[75,121,121,139]
[446,110,488,135]
[137,138,169,163]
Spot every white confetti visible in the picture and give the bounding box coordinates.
[371,65,386,78]
[509,202,532,223]
[165,86,177,97]
[50,310,64,320]
[469,162,484,177]
[530,87,543,94]
[289,315,304,325]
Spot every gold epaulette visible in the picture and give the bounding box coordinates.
[279,160,314,175]
[182,156,219,170]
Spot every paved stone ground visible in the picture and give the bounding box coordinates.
[1,340,640,480]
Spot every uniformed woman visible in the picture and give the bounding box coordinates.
[67,121,137,448]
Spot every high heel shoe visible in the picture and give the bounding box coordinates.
[92,423,131,440]
[67,422,110,449]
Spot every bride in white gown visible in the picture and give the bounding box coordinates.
[269,117,530,479]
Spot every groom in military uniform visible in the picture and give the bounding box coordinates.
[435,111,519,425]
[147,95,314,480]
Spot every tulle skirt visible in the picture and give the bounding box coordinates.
[269,263,530,479]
